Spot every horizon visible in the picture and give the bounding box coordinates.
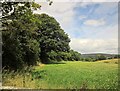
[33,1,118,54]
[81,52,119,55]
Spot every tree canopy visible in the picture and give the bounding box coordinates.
[2,2,41,69]
[34,14,71,63]
[1,1,81,69]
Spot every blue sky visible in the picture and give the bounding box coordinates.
[34,1,118,54]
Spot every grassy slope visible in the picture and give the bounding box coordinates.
[2,59,118,89]
[33,59,118,89]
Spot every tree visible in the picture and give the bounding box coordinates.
[97,55,106,60]
[2,1,82,69]
[35,14,70,63]
[69,50,81,61]
[2,2,41,69]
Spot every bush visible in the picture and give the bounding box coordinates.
[69,50,81,61]
[97,55,106,60]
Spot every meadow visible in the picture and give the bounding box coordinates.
[2,59,118,89]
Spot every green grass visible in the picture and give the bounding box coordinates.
[33,59,118,89]
[2,59,118,89]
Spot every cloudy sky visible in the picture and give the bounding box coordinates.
[34,1,118,54]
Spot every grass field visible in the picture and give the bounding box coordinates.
[2,59,118,89]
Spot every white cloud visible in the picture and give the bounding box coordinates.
[78,2,92,8]
[70,38,118,54]
[92,0,105,1]
[84,19,106,27]
[91,0,119,2]
[92,25,118,39]
[33,2,77,29]
[35,0,119,2]
[33,2,118,54]
[50,0,84,2]
[79,15,87,20]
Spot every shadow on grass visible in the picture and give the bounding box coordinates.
[46,61,66,65]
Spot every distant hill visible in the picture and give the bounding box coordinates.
[81,53,117,59]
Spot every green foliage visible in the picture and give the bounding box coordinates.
[69,50,81,61]
[2,2,40,69]
[80,54,108,62]
[114,54,120,58]
[2,2,73,69]
[2,2,41,18]
[97,55,106,60]
[81,57,97,62]
[34,14,71,63]
[2,33,24,69]
[2,1,82,69]
[32,2,41,10]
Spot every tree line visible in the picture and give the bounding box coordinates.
[80,54,120,62]
[2,2,81,70]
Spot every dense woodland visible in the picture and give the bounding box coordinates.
[2,2,81,70]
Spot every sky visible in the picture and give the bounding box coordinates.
[34,1,119,54]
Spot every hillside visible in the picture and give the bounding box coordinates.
[81,53,117,59]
